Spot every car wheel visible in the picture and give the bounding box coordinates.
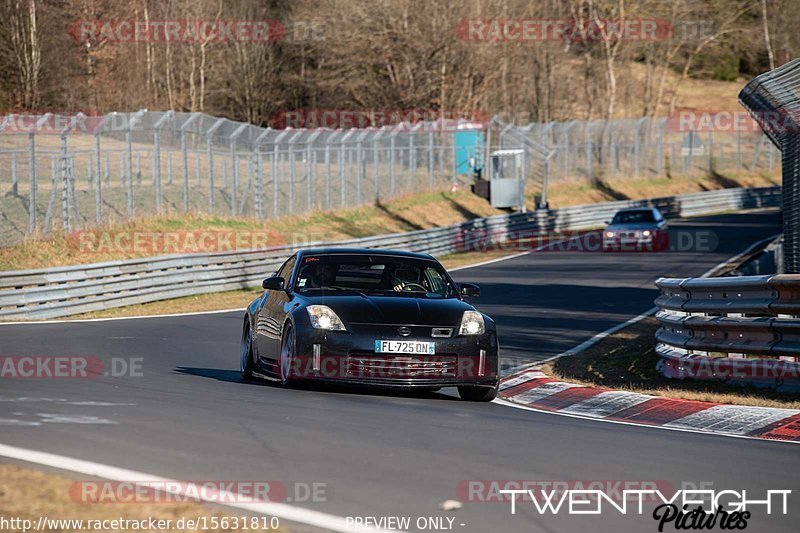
[240,320,255,379]
[279,323,297,387]
[457,384,498,402]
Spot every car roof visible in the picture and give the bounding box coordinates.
[616,206,658,213]
[297,247,436,260]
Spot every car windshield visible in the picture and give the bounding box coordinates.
[611,210,656,224]
[295,254,457,298]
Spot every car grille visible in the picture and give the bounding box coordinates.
[346,352,458,379]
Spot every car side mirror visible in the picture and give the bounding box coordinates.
[262,276,285,291]
[460,283,480,298]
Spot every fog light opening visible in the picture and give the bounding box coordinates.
[478,349,486,377]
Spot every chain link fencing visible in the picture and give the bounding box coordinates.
[488,115,781,207]
[0,108,783,248]
[0,111,473,247]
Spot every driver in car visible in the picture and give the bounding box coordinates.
[306,263,339,288]
[382,264,425,292]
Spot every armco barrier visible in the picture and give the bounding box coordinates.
[654,272,800,391]
[0,186,781,320]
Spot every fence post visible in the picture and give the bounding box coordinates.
[408,134,414,193]
[707,130,713,171]
[374,139,380,201]
[356,139,363,204]
[153,128,162,213]
[288,144,295,214]
[428,130,434,188]
[325,143,331,209]
[586,140,593,180]
[306,144,313,211]
[181,132,189,211]
[94,132,102,224]
[230,123,248,216]
[11,153,18,195]
[125,120,134,217]
[104,151,110,187]
[255,152,264,218]
[389,135,396,195]
[339,142,345,207]
[28,131,36,234]
[736,129,742,170]
[272,144,279,217]
[166,150,172,185]
[60,132,71,232]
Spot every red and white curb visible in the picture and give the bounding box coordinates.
[499,370,800,443]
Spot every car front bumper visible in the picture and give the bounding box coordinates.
[289,322,499,388]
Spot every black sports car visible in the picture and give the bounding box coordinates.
[240,248,499,401]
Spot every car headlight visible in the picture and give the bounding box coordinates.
[307,305,346,331]
[642,230,652,237]
[459,310,485,335]
[604,231,615,238]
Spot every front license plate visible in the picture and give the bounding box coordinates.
[375,340,435,355]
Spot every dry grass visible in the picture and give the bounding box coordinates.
[0,189,501,271]
[0,463,286,533]
[541,171,780,208]
[542,317,800,410]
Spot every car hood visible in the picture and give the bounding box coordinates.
[305,294,474,326]
[605,223,659,231]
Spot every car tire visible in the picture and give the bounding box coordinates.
[240,319,255,379]
[279,323,297,387]
[457,384,498,402]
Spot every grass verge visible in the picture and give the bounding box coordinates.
[0,463,286,533]
[541,317,800,410]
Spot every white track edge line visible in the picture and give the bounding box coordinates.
[0,443,403,533]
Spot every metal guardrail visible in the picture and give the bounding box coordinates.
[0,186,781,320]
[654,272,800,391]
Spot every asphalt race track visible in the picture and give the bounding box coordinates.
[1,209,797,533]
